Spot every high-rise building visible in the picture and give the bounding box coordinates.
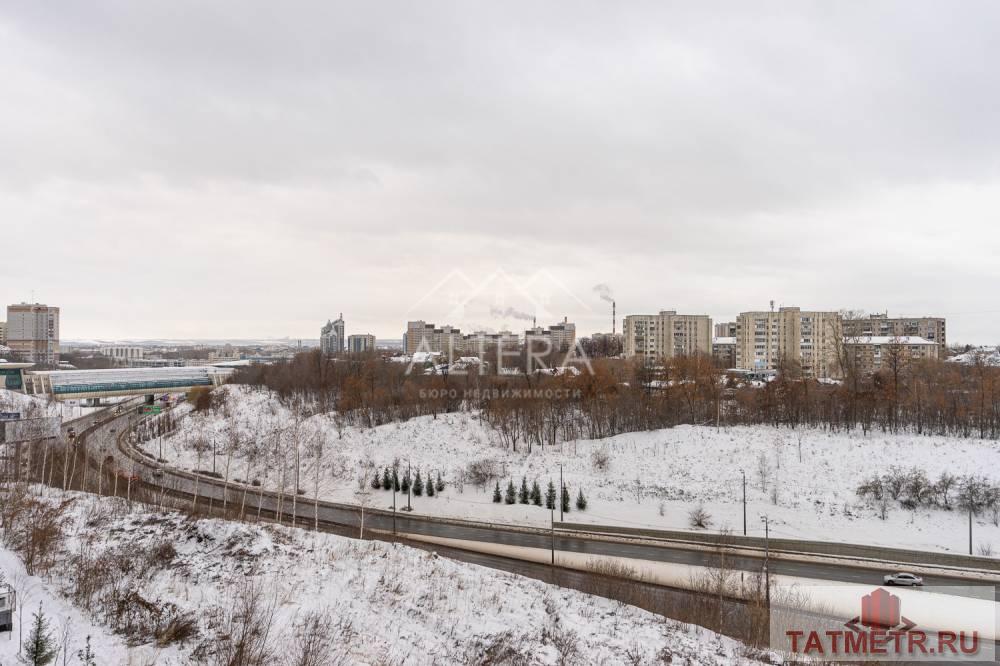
[735,307,840,378]
[462,331,520,356]
[841,314,946,355]
[0,320,6,345]
[524,319,577,353]
[622,311,712,360]
[714,321,737,338]
[347,334,376,353]
[320,314,345,354]
[6,303,60,366]
[404,321,463,356]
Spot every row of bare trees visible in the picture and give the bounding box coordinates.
[231,348,1000,449]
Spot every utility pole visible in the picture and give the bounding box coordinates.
[392,482,397,539]
[761,515,771,610]
[742,470,747,536]
[550,504,555,577]
[406,460,412,512]
[559,463,564,522]
[969,506,973,555]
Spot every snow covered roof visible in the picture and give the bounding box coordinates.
[846,336,936,345]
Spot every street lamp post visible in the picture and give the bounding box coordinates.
[741,469,747,536]
[559,463,564,522]
[405,460,413,512]
[761,515,771,610]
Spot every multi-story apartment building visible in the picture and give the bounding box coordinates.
[714,321,737,338]
[841,314,946,355]
[843,336,939,375]
[524,319,576,353]
[735,307,840,378]
[462,330,519,356]
[6,303,60,366]
[712,336,737,368]
[404,321,463,356]
[100,345,144,365]
[347,334,376,353]
[622,311,712,360]
[320,314,345,354]
[0,320,6,345]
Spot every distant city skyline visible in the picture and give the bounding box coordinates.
[2,3,997,344]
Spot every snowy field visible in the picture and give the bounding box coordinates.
[0,488,764,665]
[144,386,1000,557]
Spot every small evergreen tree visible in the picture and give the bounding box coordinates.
[369,471,381,490]
[392,468,400,492]
[20,603,57,666]
[561,484,571,514]
[531,480,542,506]
[493,481,502,503]
[77,636,97,666]
[576,488,587,511]
[505,480,516,504]
[427,476,436,497]
[413,471,424,496]
[518,476,529,504]
[435,472,445,492]
[382,467,392,490]
[401,471,411,493]
[545,480,556,510]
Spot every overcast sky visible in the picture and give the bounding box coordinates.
[2,2,998,344]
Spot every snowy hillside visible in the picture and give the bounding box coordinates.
[0,388,106,421]
[949,346,1000,366]
[0,488,765,665]
[143,385,1000,557]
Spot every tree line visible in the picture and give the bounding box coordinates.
[231,348,1000,447]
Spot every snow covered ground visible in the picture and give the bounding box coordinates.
[0,488,765,665]
[0,388,111,422]
[949,346,1000,366]
[144,386,1000,557]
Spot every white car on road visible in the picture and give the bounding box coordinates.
[883,572,923,586]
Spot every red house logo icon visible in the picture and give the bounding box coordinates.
[860,588,900,628]
[845,587,916,633]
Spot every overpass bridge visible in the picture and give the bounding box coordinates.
[20,366,230,402]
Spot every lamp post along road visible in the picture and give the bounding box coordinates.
[741,469,747,536]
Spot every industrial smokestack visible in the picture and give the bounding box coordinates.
[612,301,616,335]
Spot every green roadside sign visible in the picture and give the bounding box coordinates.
[142,406,162,415]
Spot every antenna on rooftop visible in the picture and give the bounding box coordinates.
[769,299,775,313]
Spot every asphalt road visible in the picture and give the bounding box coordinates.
[69,405,997,603]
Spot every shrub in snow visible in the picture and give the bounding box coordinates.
[370,472,381,490]
[435,473,444,493]
[561,485,571,514]
[382,467,392,491]
[530,480,542,506]
[688,505,712,529]
[466,458,499,488]
[591,447,610,472]
[575,489,587,511]
[505,480,517,505]
[493,482,502,503]
[413,471,424,496]
[22,602,58,666]
[518,477,529,504]
[427,477,435,497]
[401,471,411,493]
[545,481,556,510]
